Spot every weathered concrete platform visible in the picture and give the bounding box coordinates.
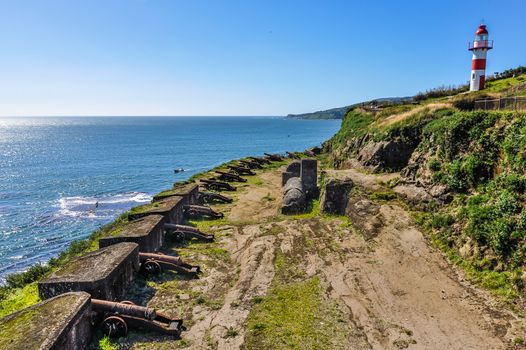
[0,292,92,350]
[153,183,199,204]
[282,161,301,186]
[38,242,139,300]
[99,214,165,252]
[128,196,185,224]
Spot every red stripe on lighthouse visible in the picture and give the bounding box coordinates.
[472,59,486,70]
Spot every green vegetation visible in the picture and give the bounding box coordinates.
[245,250,349,349]
[369,189,397,201]
[0,213,130,315]
[324,70,526,301]
[98,337,119,350]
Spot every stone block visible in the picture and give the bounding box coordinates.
[38,243,139,300]
[320,178,354,215]
[153,183,199,204]
[282,161,301,186]
[99,214,165,252]
[0,292,92,350]
[300,158,318,199]
[128,196,185,224]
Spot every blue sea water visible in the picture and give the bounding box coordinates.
[0,116,340,281]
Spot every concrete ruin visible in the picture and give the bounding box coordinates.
[38,243,139,300]
[0,292,92,350]
[281,158,318,214]
[153,183,199,204]
[128,196,185,224]
[300,158,318,199]
[320,178,354,215]
[281,161,301,186]
[99,214,165,253]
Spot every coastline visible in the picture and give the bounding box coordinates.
[0,153,294,318]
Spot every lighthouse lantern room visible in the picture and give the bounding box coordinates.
[469,24,493,91]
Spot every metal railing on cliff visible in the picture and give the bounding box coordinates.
[474,96,526,111]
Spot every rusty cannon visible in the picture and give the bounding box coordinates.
[214,170,247,183]
[200,178,236,191]
[139,252,200,277]
[164,222,215,242]
[239,159,263,169]
[198,191,233,204]
[304,149,316,157]
[184,204,224,219]
[227,165,256,176]
[264,153,284,161]
[92,299,183,338]
[248,156,271,165]
[286,151,300,159]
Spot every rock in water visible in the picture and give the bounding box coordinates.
[321,178,354,215]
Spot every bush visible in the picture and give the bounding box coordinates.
[4,263,51,289]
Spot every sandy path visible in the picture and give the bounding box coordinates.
[130,166,524,349]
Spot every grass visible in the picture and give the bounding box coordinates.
[291,200,320,220]
[369,189,397,201]
[244,249,349,350]
[413,211,520,302]
[0,283,40,318]
[98,337,119,350]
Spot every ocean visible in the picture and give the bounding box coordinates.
[0,116,340,281]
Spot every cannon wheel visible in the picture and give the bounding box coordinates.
[140,260,162,276]
[102,315,128,338]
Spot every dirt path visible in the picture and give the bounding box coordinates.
[126,166,525,350]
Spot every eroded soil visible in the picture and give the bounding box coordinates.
[112,166,526,350]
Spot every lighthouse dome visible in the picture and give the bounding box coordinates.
[476,25,488,35]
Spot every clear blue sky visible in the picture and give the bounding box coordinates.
[0,0,523,116]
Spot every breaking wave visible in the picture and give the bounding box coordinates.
[56,192,152,219]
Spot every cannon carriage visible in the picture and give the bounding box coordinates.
[200,178,236,191]
[92,299,183,338]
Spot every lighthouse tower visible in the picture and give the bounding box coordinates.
[469,24,493,91]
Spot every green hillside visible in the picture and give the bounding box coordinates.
[324,68,526,300]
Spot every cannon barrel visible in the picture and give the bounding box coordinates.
[198,191,233,204]
[199,179,236,191]
[164,222,214,242]
[215,171,247,182]
[164,223,199,233]
[239,160,262,169]
[248,156,271,164]
[286,151,300,159]
[92,299,157,320]
[227,165,255,175]
[264,153,283,161]
[184,204,223,217]
[140,252,183,266]
[139,252,200,275]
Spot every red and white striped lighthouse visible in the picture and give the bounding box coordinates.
[469,24,493,91]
